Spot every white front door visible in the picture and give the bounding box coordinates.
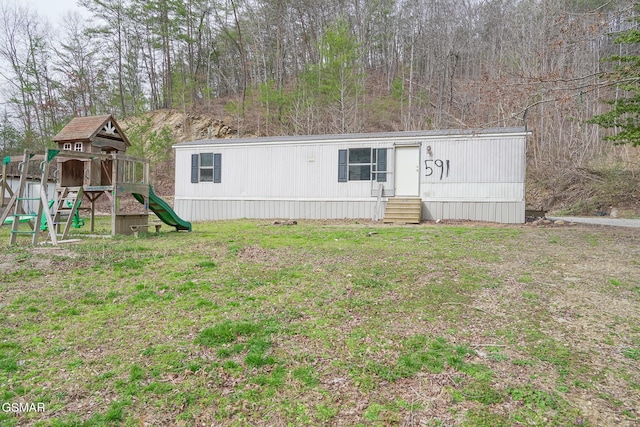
[394,146,420,196]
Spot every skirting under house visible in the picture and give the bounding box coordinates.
[172,128,529,224]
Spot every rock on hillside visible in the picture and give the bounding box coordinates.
[126,109,236,143]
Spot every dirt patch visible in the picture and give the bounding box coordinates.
[0,246,80,275]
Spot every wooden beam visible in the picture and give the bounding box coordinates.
[10,151,31,245]
[40,186,56,245]
[0,193,17,225]
[1,161,7,207]
[111,156,117,236]
[54,149,111,162]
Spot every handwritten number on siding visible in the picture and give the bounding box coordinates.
[424,159,450,180]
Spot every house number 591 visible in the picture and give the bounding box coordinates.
[425,159,450,180]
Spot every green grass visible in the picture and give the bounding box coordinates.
[0,218,638,425]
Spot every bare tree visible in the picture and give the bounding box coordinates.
[0,1,54,147]
[54,12,106,117]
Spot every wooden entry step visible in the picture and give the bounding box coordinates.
[383,197,422,224]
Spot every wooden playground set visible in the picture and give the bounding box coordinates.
[0,115,191,245]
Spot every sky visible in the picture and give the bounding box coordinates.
[25,0,83,22]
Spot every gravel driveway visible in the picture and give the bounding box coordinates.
[548,216,640,228]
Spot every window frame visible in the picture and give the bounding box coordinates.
[338,148,387,183]
[200,153,215,182]
[191,153,221,183]
[348,148,372,181]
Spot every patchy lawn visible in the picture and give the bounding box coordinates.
[0,219,638,426]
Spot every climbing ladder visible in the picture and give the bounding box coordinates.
[0,150,58,245]
[51,186,83,240]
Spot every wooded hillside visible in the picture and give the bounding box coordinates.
[1,0,639,214]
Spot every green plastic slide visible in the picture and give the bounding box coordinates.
[132,185,192,232]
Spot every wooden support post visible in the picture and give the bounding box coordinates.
[0,193,17,225]
[91,198,95,232]
[10,151,31,245]
[111,153,118,236]
[1,161,7,207]
[87,196,95,232]
[40,185,56,245]
[84,191,103,233]
[31,153,51,245]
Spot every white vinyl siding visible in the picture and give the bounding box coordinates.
[420,137,525,201]
[179,143,387,200]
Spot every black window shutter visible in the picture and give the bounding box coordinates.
[214,153,222,183]
[191,154,199,183]
[338,149,348,182]
[376,149,387,182]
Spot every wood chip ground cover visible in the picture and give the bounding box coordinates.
[0,219,638,426]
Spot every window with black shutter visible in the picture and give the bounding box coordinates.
[338,149,348,182]
[191,154,199,183]
[214,153,222,183]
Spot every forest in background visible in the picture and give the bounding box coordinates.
[1,0,639,214]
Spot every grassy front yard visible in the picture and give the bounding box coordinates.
[0,219,638,426]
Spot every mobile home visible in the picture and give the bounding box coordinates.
[172,127,528,224]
